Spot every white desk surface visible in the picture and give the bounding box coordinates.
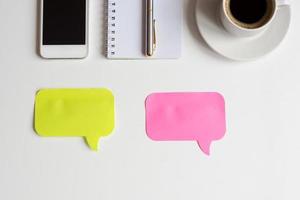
[0,1,300,200]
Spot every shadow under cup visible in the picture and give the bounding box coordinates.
[225,0,276,29]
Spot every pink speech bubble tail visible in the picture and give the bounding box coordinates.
[197,140,212,155]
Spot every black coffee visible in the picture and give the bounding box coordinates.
[230,0,268,24]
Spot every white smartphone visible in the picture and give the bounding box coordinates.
[40,0,88,59]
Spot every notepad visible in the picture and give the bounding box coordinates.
[106,0,182,59]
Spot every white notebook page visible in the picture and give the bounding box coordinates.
[107,0,182,59]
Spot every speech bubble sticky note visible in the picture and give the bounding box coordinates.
[145,92,226,155]
[34,88,115,151]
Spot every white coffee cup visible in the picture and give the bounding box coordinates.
[220,0,290,37]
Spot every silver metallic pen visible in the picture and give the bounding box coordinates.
[145,0,156,57]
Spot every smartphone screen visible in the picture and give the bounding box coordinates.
[42,0,86,45]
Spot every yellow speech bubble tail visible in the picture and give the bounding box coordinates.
[85,136,100,151]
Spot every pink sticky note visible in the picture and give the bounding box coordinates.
[145,92,226,155]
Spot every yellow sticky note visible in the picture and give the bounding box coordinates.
[34,88,115,151]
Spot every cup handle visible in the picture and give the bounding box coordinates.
[277,0,290,6]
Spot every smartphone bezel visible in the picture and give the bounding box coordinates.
[39,0,89,59]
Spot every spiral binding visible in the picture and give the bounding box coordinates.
[107,0,116,57]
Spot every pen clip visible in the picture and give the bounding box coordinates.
[153,19,157,51]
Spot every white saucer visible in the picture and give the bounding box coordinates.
[195,0,291,61]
